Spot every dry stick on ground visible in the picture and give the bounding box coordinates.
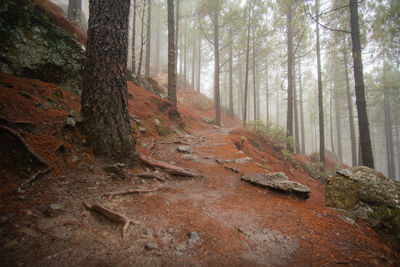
[101,186,165,199]
[139,154,200,177]
[17,165,53,193]
[0,125,48,166]
[83,201,142,238]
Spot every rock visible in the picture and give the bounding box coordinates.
[69,110,83,123]
[182,154,198,161]
[145,241,159,250]
[66,117,76,127]
[241,172,311,199]
[225,166,240,173]
[44,204,63,218]
[201,117,214,124]
[302,162,320,179]
[234,157,253,164]
[177,145,192,154]
[175,242,187,251]
[215,157,225,164]
[139,127,146,133]
[0,1,85,93]
[326,166,400,245]
[154,118,169,136]
[103,163,126,179]
[188,231,200,247]
[141,77,168,98]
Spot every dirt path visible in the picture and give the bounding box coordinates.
[0,127,398,266]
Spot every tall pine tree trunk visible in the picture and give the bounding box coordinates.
[155,15,160,76]
[316,0,325,170]
[145,0,151,76]
[330,86,334,153]
[396,125,400,180]
[183,18,187,89]
[334,82,343,162]
[253,32,257,122]
[243,3,251,126]
[175,0,180,70]
[238,61,243,120]
[265,62,269,124]
[299,61,305,155]
[127,1,134,72]
[293,59,300,153]
[286,1,294,152]
[192,30,196,87]
[349,0,374,168]
[197,24,201,92]
[82,0,137,163]
[229,41,234,119]
[213,11,221,126]
[137,0,146,78]
[343,39,357,166]
[167,0,177,107]
[383,57,395,178]
[132,0,137,74]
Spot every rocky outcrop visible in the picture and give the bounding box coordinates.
[326,166,400,245]
[141,77,167,99]
[302,162,320,179]
[241,172,311,199]
[0,1,85,94]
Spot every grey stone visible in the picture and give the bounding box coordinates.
[175,242,187,251]
[177,145,192,154]
[241,172,311,199]
[215,157,225,164]
[225,166,240,173]
[69,110,82,123]
[103,163,126,178]
[145,241,159,250]
[302,162,320,179]
[326,166,400,245]
[66,117,76,127]
[139,127,146,133]
[234,157,253,164]
[44,204,63,218]
[188,231,200,247]
[201,117,214,124]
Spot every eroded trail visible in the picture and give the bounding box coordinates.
[0,126,397,266]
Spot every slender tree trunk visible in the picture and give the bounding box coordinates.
[343,39,357,166]
[383,57,395,178]
[175,0,180,70]
[243,2,251,126]
[127,1,134,71]
[137,0,146,78]
[316,0,325,170]
[183,18,187,89]
[276,81,279,125]
[145,0,151,76]
[396,125,400,181]
[214,11,221,126]
[334,80,343,163]
[167,0,177,108]
[155,15,160,76]
[266,62,269,124]
[286,1,294,152]
[253,31,257,122]
[229,41,234,119]
[293,59,300,154]
[299,61,305,154]
[197,24,201,92]
[349,0,374,168]
[82,0,137,162]
[192,30,196,88]
[329,86,335,153]
[238,61,243,120]
[132,0,137,74]
[68,0,82,26]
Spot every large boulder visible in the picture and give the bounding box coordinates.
[0,1,85,94]
[241,172,311,199]
[326,166,400,245]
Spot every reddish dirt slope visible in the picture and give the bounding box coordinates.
[0,74,398,266]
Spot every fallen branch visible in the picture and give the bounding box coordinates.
[83,201,141,238]
[139,154,200,177]
[17,165,53,193]
[0,125,48,166]
[101,186,164,199]
[137,172,166,181]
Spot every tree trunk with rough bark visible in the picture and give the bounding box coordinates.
[229,41,234,119]
[293,60,300,154]
[137,0,146,78]
[81,0,138,163]
[299,61,305,155]
[145,0,151,77]
[213,11,221,126]
[197,24,201,92]
[132,0,137,74]
[349,0,374,168]
[243,2,251,126]
[334,80,343,163]
[286,1,294,152]
[167,0,177,108]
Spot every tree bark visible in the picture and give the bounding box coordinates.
[167,0,177,107]
[286,1,294,152]
[155,15,160,76]
[127,1,134,72]
[132,0,137,74]
[349,0,374,168]
[68,0,82,27]
[175,0,180,72]
[238,60,243,120]
[299,61,305,154]
[396,125,400,181]
[334,78,343,163]
[265,62,269,124]
[213,11,221,126]
[253,30,257,122]
[243,2,252,126]
[145,0,151,77]
[293,59,300,154]
[82,0,138,163]
[383,57,395,178]
[197,24,201,92]
[183,18,187,89]
[229,41,234,119]
[329,86,335,153]
[343,39,357,166]
[137,0,146,78]
[316,0,325,170]
[192,30,196,88]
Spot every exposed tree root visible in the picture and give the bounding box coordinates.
[147,137,155,150]
[83,201,142,238]
[101,186,165,199]
[0,125,48,166]
[139,154,200,177]
[0,116,34,129]
[17,165,53,193]
[137,172,166,181]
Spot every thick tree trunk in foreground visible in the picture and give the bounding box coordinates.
[349,0,374,168]
[316,0,325,170]
[213,11,221,126]
[82,0,137,163]
[343,40,357,166]
[145,0,151,77]
[167,0,177,107]
[286,1,294,152]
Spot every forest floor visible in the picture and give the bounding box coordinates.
[0,73,399,266]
